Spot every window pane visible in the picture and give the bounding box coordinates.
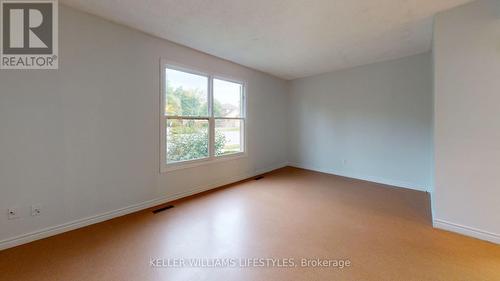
[166,68,208,117]
[167,119,209,163]
[215,119,243,156]
[213,79,243,118]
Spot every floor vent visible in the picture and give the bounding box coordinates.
[255,176,264,180]
[152,205,174,214]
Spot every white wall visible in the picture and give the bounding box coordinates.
[288,53,433,191]
[433,0,500,244]
[0,5,288,249]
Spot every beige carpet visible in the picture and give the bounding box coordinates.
[0,167,499,280]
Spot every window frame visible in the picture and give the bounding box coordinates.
[160,59,247,173]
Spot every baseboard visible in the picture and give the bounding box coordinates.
[255,161,288,175]
[288,162,428,192]
[433,219,500,245]
[0,162,287,251]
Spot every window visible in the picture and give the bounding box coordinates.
[161,62,246,171]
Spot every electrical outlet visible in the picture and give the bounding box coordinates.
[7,208,19,220]
[31,205,42,217]
[342,159,347,166]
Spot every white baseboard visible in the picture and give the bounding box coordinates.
[255,161,288,175]
[288,162,428,192]
[433,219,500,245]
[0,162,287,251]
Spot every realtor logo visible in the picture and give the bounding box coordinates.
[1,0,58,69]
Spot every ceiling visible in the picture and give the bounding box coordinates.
[60,0,472,80]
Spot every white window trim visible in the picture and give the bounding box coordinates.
[160,59,248,173]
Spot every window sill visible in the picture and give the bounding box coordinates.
[161,153,247,173]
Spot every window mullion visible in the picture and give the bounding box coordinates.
[208,76,215,158]
[213,117,244,120]
[166,116,209,120]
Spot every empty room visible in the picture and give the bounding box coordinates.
[0,0,499,280]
